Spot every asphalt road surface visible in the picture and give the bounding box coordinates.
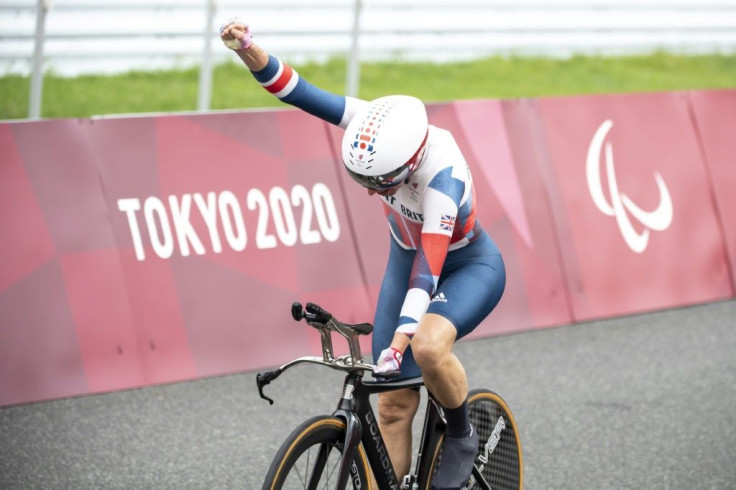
[1,299,735,489]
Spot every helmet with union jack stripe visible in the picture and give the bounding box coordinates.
[341,95,429,190]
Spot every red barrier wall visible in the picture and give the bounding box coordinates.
[535,92,733,321]
[689,90,736,291]
[1,90,734,406]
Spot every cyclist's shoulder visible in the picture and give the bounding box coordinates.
[426,125,466,165]
[427,124,459,145]
[417,130,470,185]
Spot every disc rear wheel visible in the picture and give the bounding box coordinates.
[466,389,523,489]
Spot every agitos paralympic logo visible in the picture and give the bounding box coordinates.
[586,120,674,254]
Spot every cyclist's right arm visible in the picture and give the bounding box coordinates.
[221,20,366,129]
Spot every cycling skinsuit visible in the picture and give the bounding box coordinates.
[251,55,506,379]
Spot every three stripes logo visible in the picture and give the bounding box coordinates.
[431,292,448,303]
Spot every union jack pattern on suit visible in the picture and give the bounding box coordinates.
[440,215,456,231]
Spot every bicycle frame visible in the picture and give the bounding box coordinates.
[332,372,446,490]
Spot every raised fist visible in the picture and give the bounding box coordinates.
[220,18,253,51]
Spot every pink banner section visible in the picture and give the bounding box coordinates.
[1,89,734,406]
[92,110,373,379]
[536,92,733,321]
[0,111,373,406]
[689,90,736,290]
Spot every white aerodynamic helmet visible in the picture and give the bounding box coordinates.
[341,95,429,190]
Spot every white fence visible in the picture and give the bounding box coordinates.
[2,0,736,118]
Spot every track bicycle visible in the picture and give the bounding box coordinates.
[256,301,523,490]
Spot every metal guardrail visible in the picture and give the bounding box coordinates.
[2,0,736,118]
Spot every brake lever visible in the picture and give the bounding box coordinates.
[256,368,283,405]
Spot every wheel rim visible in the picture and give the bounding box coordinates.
[279,440,345,489]
[271,418,368,490]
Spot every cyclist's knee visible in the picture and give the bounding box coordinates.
[377,389,420,426]
[412,316,455,370]
[412,339,441,371]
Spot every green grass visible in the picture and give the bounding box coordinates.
[1,52,735,120]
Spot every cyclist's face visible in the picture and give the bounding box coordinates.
[367,185,400,197]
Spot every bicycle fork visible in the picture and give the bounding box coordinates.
[333,373,402,490]
[330,410,362,489]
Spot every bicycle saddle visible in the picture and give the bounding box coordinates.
[338,322,373,335]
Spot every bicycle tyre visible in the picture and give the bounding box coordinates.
[418,430,444,490]
[466,389,523,490]
[261,415,372,490]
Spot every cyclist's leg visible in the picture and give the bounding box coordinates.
[377,388,420,480]
[372,237,423,478]
[413,234,506,488]
[413,316,478,490]
[412,314,465,408]
[417,251,506,410]
[414,240,506,408]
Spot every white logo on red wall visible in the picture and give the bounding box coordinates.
[117,183,341,261]
[586,120,673,254]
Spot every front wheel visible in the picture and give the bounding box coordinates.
[261,415,372,490]
[466,389,523,490]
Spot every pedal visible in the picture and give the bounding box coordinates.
[401,474,417,490]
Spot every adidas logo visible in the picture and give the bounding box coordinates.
[431,292,448,303]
